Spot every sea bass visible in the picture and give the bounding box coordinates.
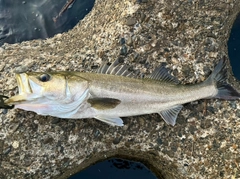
[5,59,240,126]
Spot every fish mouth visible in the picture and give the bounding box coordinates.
[16,73,32,94]
[5,73,40,105]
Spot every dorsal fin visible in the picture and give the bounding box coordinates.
[96,60,134,77]
[146,65,179,84]
[97,63,109,74]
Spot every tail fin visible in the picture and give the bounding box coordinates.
[207,58,240,100]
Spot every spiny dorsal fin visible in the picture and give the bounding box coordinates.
[87,98,121,110]
[146,66,179,84]
[158,104,183,126]
[97,60,134,77]
[97,63,109,74]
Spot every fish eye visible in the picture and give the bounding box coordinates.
[39,74,51,82]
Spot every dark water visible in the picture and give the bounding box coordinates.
[68,158,157,179]
[0,0,95,46]
[228,13,240,80]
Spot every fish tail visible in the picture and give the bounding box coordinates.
[206,58,240,100]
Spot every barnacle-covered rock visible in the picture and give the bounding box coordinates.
[1,0,240,178]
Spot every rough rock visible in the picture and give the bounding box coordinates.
[1,0,240,178]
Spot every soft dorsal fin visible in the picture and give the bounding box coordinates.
[97,60,134,77]
[146,66,179,84]
[158,104,183,126]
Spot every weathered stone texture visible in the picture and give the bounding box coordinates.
[1,0,240,178]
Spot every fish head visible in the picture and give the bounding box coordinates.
[6,72,67,103]
[5,72,89,117]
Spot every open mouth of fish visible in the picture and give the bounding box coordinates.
[5,73,41,105]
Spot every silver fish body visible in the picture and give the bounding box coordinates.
[71,73,214,116]
[5,59,240,126]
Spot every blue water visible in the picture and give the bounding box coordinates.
[228,13,240,80]
[68,158,157,179]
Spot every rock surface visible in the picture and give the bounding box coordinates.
[1,0,240,178]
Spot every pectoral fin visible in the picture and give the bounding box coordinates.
[87,98,121,110]
[158,105,183,126]
[95,115,124,126]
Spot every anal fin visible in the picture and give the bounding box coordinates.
[158,105,183,126]
[95,116,124,126]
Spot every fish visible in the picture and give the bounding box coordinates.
[5,58,240,126]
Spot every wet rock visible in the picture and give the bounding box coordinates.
[123,17,137,26]
[1,0,240,179]
[156,138,163,145]
[113,137,122,145]
[3,146,11,155]
[51,118,61,124]
[14,66,28,73]
[43,136,54,144]
[200,119,212,129]
[12,141,19,149]
[137,0,148,3]
[119,38,126,45]
[120,45,128,55]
